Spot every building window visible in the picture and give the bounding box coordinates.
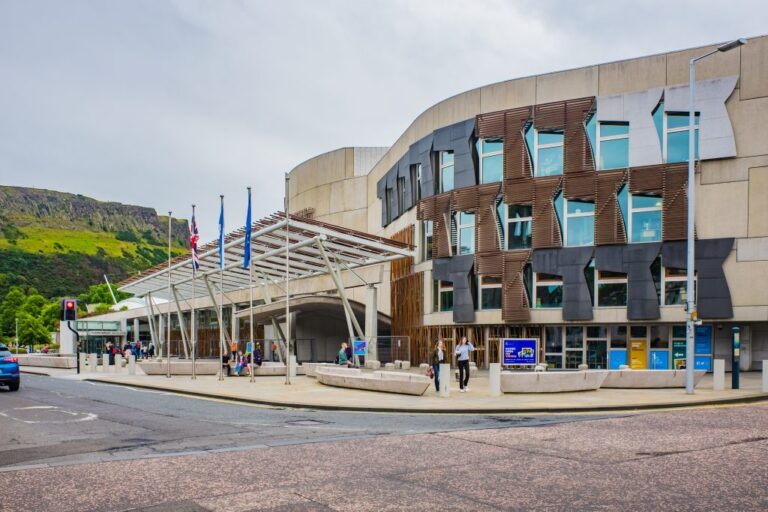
[479,275,502,310]
[422,221,433,261]
[439,151,454,193]
[565,326,585,369]
[411,164,421,203]
[434,280,453,312]
[385,188,395,224]
[534,273,563,308]
[544,326,563,369]
[564,199,594,247]
[455,211,475,255]
[477,138,503,184]
[596,270,628,307]
[665,112,699,163]
[397,176,406,213]
[506,204,533,250]
[586,326,608,369]
[597,122,629,170]
[534,130,564,177]
[629,194,662,243]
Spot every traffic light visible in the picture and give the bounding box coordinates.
[61,298,77,321]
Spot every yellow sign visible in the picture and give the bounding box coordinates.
[629,339,647,369]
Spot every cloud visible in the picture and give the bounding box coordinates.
[0,0,764,238]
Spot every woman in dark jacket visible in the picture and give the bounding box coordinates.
[431,340,447,393]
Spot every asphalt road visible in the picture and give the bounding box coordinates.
[0,374,602,471]
[1,375,767,511]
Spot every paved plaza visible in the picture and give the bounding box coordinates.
[0,375,767,511]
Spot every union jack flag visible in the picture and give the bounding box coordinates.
[190,208,200,272]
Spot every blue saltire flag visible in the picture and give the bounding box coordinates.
[243,187,252,269]
[218,195,225,269]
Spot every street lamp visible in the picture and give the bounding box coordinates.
[685,38,746,395]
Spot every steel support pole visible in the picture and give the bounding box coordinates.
[685,59,696,395]
[170,286,190,359]
[284,174,292,385]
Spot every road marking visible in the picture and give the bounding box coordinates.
[0,406,98,424]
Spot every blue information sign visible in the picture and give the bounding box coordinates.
[694,325,712,355]
[353,339,367,356]
[502,338,537,366]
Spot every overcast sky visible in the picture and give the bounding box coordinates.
[1,0,765,240]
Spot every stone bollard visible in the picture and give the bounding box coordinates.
[394,360,402,369]
[384,362,395,370]
[128,355,136,375]
[713,359,725,391]
[102,354,110,372]
[439,363,450,397]
[400,361,411,370]
[578,363,589,371]
[115,354,123,374]
[365,360,381,370]
[763,360,768,393]
[488,363,501,397]
[79,353,86,371]
[89,354,97,373]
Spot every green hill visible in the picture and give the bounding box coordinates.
[0,186,188,299]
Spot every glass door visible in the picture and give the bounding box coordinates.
[586,326,608,369]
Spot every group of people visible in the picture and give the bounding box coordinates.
[431,336,475,393]
[101,340,155,365]
[222,343,264,377]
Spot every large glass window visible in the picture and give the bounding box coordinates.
[564,200,594,247]
[629,194,662,243]
[477,138,503,184]
[439,151,454,193]
[434,280,453,312]
[597,122,629,170]
[506,204,533,250]
[597,270,628,307]
[535,273,563,308]
[544,326,563,369]
[456,212,475,255]
[565,326,585,369]
[479,276,502,310]
[422,221,433,261]
[664,267,688,305]
[665,112,699,163]
[534,130,564,177]
[586,326,608,369]
[411,164,421,203]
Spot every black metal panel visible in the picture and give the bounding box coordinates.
[433,119,476,190]
[433,254,475,323]
[376,176,387,227]
[661,239,734,319]
[596,243,661,320]
[397,156,412,213]
[411,133,434,199]
[533,247,593,321]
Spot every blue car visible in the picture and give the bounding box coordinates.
[0,344,20,391]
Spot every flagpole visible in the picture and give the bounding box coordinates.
[246,187,255,383]
[166,211,172,379]
[284,173,291,385]
[218,195,225,382]
[191,204,197,380]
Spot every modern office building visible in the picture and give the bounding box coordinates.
[95,36,768,372]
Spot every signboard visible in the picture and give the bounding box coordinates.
[694,325,712,355]
[672,339,686,369]
[502,338,537,366]
[353,339,367,356]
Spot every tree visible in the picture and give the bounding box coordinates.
[78,283,131,306]
[17,312,50,346]
[0,287,26,337]
[19,294,47,318]
[40,302,61,332]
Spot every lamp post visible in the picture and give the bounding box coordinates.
[685,38,746,395]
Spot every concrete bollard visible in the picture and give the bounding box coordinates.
[79,353,86,371]
[102,354,110,372]
[400,361,411,370]
[365,360,381,370]
[89,354,97,373]
[488,363,501,397]
[115,354,123,374]
[288,355,297,378]
[713,359,725,391]
[763,360,768,393]
[439,363,450,397]
[128,355,136,375]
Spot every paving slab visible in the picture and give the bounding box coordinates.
[82,370,768,413]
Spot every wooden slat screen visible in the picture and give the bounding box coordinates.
[595,170,628,246]
[433,194,452,258]
[629,164,665,194]
[502,250,531,322]
[476,252,503,275]
[564,98,596,174]
[475,184,502,255]
[452,186,479,212]
[663,163,689,241]
[532,177,563,248]
[534,101,567,131]
[564,171,595,201]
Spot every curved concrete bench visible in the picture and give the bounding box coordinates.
[500,370,608,393]
[315,366,431,396]
[15,354,76,369]
[139,361,219,375]
[304,363,339,378]
[602,369,706,388]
